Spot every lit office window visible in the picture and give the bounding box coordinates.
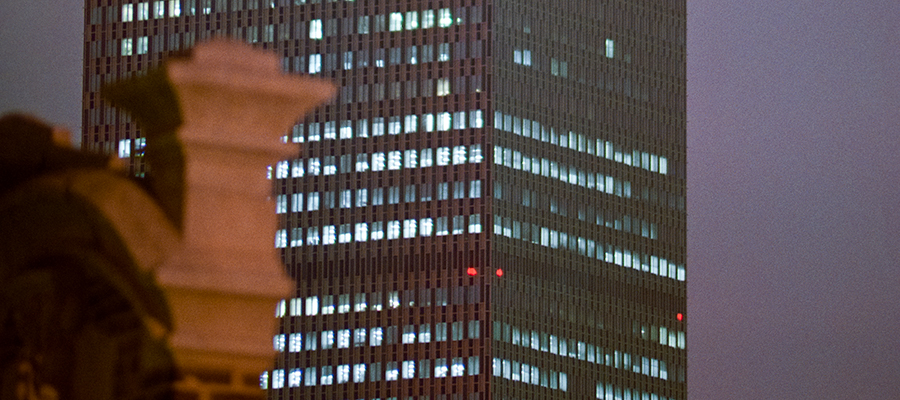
[153,1,165,18]
[405,11,419,29]
[385,362,399,381]
[438,8,453,27]
[606,39,615,58]
[288,368,302,387]
[436,217,449,236]
[470,110,484,128]
[402,325,416,343]
[453,145,467,164]
[291,159,304,177]
[422,10,435,28]
[273,334,285,352]
[117,139,131,158]
[451,357,465,377]
[275,194,287,214]
[309,19,323,39]
[342,51,353,70]
[402,361,416,379]
[275,160,288,179]
[470,144,483,163]
[357,15,369,34]
[438,43,450,61]
[469,356,480,375]
[469,214,482,233]
[339,121,352,139]
[419,324,432,342]
[389,12,403,31]
[137,2,149,20]
[370,327,383,346]
[437,113,451,131]
[372,152,386,171]
[304,332,317,350]
[168,0,181,17]
[305,296,319,316]
[370,222,384,240]
[309,54,322,73]
[122,4,134,22]
[320,366,333,385]
[271,369,284,389]
[337,329,350,348]
[387,221,400,239]
[339,224,352,243]
[323,157,337,175]
[353,364,366,382]
[321,330,334,350]
[388,151,402,170]
[323,121,336,140]
[419,218,434,236]
[288,333,302,352]
[303,367,316,386]
[275,229,287,248]
[337,294,350,313]
[452,216,465,235]
[354,223,369,242]
[388,291,400,308]
[136,37,148,55]
[420,148,434,167]
[434,358,448,377]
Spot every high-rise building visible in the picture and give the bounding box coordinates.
[83,1,686,400]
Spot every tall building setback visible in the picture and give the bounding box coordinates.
[84,1,686,399]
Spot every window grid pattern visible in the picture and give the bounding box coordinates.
[84,0,686,399]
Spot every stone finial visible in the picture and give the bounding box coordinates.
[152,39,334,393]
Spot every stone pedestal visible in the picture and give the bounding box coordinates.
[152,40,335,399]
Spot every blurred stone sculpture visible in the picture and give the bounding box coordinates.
[0,40,334,400]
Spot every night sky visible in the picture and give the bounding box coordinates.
[2,1,899,398]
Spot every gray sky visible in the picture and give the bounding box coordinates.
[0,0,83,141]
[2,0,899,398]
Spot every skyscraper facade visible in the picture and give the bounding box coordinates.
[83,1,686,400]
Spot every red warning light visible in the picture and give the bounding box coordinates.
[676,313,683,321]
[467,267,477,276]
[496,268,504,277]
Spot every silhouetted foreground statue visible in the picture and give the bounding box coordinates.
[0,40,334,400]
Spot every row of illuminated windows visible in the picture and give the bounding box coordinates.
[513,39,614,70]
[495,183,658,240]
[121,37,149,56]
[274,215,482,247]
[494,322,679,382]
[494,111,669,175]
[283,111,484,144]
[273,321,481,353]
[309,8,465,39]
[492,358,568,392]
[325,75,483,103]
[305,40,482,73]
[262,356,480,389]
[596,382,678,400]
[637,323,686,350]
[275,181,481,213]
[109,1,479,24]
[117,138,146,158]
[268,144,484,180]
[120,1,181,22]
[494,145,634,199]
[493,214,686,282]
[275,286,481,318]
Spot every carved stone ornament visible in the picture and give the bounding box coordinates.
[0,40,335,400]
